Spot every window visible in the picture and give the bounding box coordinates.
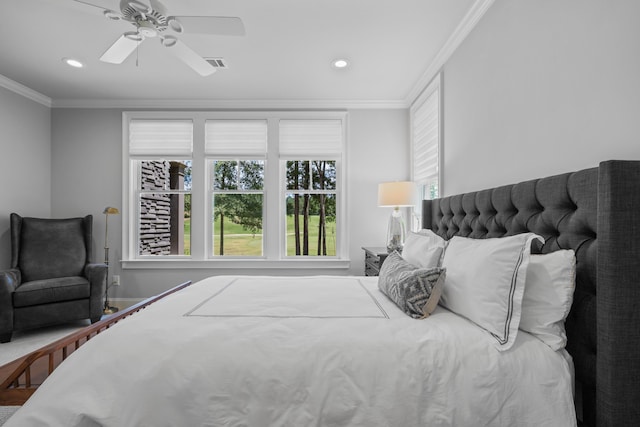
[411,73,442,230]
[206,120,267,257]
[285,160,337,256]
[211,159,265,256]
[280,120,342,257]
[138,160,192,256]
[129,119,193,257]
[123,112,347,268]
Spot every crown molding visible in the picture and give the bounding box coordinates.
[0,74,52,107]
[405,0,495,106]
[50,98,409,110]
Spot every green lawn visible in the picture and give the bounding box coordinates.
[184,218,191,255]
[285,215,336,256]
[205,215,336,256]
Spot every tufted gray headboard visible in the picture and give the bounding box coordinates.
[422,160,640,427]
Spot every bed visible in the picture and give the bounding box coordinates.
[420,159,640,427]
[1,159,639,427]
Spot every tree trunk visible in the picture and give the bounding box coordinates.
[302,162,310,255]
[317,161,327,255]
[318,194,326,255]
[219,212,224,256]
[303,194,309,255]
[294,162,301,255]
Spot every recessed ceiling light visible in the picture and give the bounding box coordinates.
[332,59,349,69]
[63,58,84,68]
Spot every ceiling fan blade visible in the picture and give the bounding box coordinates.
[173,16,245,36]
[100,33,143,64]
[161,38,216,76]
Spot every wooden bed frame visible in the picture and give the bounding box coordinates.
[0,280,191,406]
[422,160,640,427]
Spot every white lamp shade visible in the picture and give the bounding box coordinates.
[378,181,416,207]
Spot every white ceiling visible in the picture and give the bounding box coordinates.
[0,0,482,108]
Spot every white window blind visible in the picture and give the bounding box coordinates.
[205,120,268,156]
[129,120,193,156]
[412,86,440,186]
[279,120,343,156]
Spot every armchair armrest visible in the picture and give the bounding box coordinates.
[84,263,107,293]
[0,269,21,342]
[0,269,21,292]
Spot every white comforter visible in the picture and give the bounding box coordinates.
[6,276,577,427]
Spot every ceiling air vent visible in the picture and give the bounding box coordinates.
[205,58,228,69]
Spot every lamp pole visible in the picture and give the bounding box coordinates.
[103,207,119,314]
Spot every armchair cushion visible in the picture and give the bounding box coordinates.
[17,217,88,282]
[13,277,90,308]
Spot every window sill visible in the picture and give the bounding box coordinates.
[121,258,351,270]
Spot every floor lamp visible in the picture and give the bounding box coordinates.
[378,181,416,253]
[103,207,119,314]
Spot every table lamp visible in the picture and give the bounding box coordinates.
[378,181,416,253]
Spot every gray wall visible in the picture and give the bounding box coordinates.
[50,108,408,298]
[0,87,51,269]
[442,0,640,195]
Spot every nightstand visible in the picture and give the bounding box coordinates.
[362,247,389,276]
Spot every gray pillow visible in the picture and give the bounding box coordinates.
[378,251,446,319]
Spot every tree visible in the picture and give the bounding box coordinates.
[312,161,336,256]
[234,160,264,235]
[293,161,301,255]
[314,161,327,255]
[213,161,237,255]
[183,160,192,217]
[286,160,337,256]
[213,160,264,255]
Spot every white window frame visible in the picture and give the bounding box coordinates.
[205,118,268,259]
[134,158,193,258]
[280,157,342,258]
[208,157,267,258]
[410,73,443,231]
[121,111,349,270]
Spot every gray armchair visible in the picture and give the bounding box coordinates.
[0,214,107,343]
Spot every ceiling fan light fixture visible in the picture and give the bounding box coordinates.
[160,35,178,47]
[137,21,158,37]
[167,17,183,33]
[103,10,121,20]
[124,31,144,42]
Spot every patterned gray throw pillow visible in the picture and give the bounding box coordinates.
[378,251,446,319]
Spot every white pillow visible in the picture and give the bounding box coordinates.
[402,229,446,268]
[519,250,576,350]
[440,233,543,351]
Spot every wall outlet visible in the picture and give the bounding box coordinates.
[112,275,120,286]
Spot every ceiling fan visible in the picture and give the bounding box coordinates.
[73,0,245,76]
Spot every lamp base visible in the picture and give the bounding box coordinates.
[386,207,406,253]
[103,305,119,315]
